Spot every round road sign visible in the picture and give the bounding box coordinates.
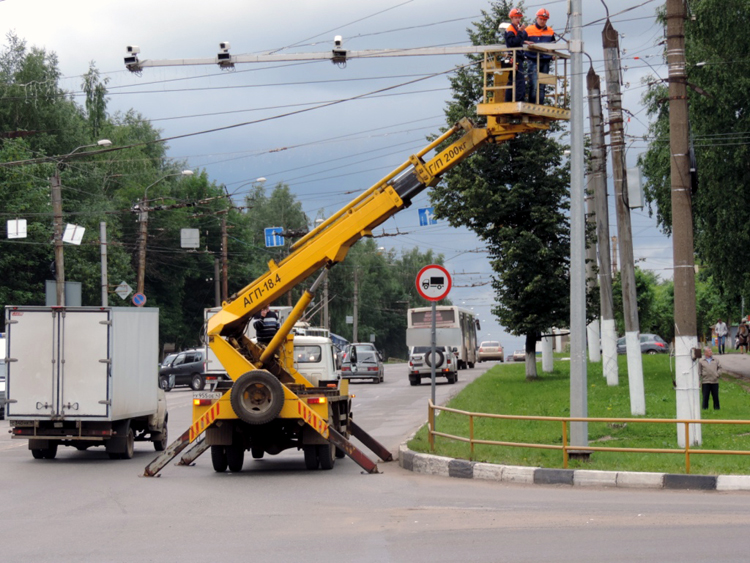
[132,292,147,307]
[415,264,451,301]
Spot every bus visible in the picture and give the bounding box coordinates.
[406,306,480,369]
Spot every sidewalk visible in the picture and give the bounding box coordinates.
[717,352,750,379]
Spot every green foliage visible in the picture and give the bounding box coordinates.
[429,1,570,379]
[639,0,750,299]
[408,356,750,474]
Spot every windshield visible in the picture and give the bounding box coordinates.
[295,345,322,363]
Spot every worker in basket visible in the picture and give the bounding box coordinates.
[502,8,527,102]
[524,8,556,104]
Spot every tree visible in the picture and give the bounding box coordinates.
[429,0,570,380]
[639,0,750,301]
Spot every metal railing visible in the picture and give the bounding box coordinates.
[427,402,750,474]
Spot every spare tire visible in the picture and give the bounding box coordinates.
[231,370,285,425]
[425,349,445,369]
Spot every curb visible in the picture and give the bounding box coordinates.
[398,444,750,491]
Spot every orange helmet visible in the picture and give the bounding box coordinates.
[536,8,550,20]
[509,8,523,18]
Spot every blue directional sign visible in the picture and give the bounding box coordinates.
[264,227,284,248]
[418,207,437,226]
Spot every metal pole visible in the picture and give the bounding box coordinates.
[430,299,437,408]
[137,197,148,295]
[51,170,65,306]
[353,268,359,342]
[100,222,108,306]
[603,19,645,415]
[569,0,588,448]
[587,68,618,386]
[323,276,329,330]
[667,0,700,446]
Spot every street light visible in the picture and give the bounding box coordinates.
[137,170,194,294]
[52,139,113,306]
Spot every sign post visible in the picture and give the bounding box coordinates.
[415,264,452,407]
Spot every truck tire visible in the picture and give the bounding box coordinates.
[251,446,264,459]
[230,370,284,425]
[211,446,228,472]
[191,373,205,391]
[31,448,45,460]
[121,429,135,460]
[153,417,168,452]
[227,445,244,472]
[318,443,335,470]
[31,443,57,460]
[303,445,319,470]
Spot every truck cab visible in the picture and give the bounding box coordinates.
[291,335,340,387]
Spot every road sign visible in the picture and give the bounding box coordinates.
[132,292,147,307]
[264,227,284,248]
[415,264,451,301]
[115,281,133,300]
[418,207,437,226]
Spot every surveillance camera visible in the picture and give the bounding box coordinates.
[126,45,140,54]
[219,41,231,52]
[334,35,342,48]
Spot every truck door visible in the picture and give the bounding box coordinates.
[59,310,110,417]
[5,308,58,417]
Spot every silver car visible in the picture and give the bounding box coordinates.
[341,349,384,384]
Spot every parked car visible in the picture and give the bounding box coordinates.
[341,348,384,384]
[512,349,526,362]
[616,334,669,355]
[158,353,178,391]
[477,341,504,363]
[159,349,207,390]
[408,346,457,386]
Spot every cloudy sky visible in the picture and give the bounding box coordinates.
[2,0,670,350]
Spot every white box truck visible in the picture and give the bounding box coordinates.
[4,306,167,460]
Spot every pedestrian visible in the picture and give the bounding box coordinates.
[524,8,556,104]
[253,304,280,345]
[698,346,722,410]
[738,320,749,354]
[714,317,728,354]
[503,8,527,102]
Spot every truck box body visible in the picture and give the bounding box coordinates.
[5,306,159,421]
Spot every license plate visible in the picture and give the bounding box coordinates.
[193,391,222,400]
[413,362,423,367]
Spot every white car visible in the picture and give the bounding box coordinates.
[408,346,457,386]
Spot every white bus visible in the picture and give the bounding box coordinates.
[406,306,479,369]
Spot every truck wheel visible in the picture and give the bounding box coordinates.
[122,429,135,460]
[318,443,335,470]
[230,370,284,425]
[44,442,58,459]
[251,446,264,459]
[211,446,228,472]
[335,447,346,459]
[153,418,168,452]
[191,373,205,391]
[468,362,475,369]
[31,449,45,460]
[227,446,244,472]
[303,445,319,470]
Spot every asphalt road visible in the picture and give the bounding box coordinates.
[2,361,749,562]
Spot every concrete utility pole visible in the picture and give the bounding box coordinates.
[51,171,65,306]
[602,19,645,415]
[221,215,229,302]
[569,0,587,448]
[667,0,700,446]
[323,276,330,330]
[611,236,618,275]
[587,68,618,386]
[100,222,108,307]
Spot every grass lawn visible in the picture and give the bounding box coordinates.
[407,354,750,475]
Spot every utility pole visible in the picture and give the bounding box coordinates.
[323,276,329,330]
[667,0,700,446]
[221,215,229,302]
[50,171,66,306]
[602,19,645,415]
[353,268,359,343]
[568,0,587,448]
[587,68,618,386]
[611,236,618,275]
[214,259,221,307]
[137,198,148,295]
[100,222,108,307]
